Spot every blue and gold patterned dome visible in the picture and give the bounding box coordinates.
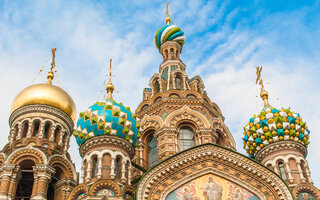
[242,106,310,158]
[243,67,310,158]
[155,24,185,49]
[73,99,141,148]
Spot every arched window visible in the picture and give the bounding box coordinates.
[147,135,158,168]
[22,122,29,138]
[179,127,195,151]
[278,162,287,180]
[176,76,182,89]
[92,156,98,177]
[155,81,160,93]
[16,160,35,199]
[54,126,61,143]
[32,121,40,136]
[115,157,120,177]
[170,48,174,57]
[43,122,51,138]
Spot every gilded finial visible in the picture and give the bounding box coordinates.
[106,58,114,100]
[165,2,171,25]
[256,66,270,108]
[47,48,56,85]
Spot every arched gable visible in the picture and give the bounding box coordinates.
[164,105,210,128]
[136,144,293,200]
[48,154,77,180]
[6,145,47,165]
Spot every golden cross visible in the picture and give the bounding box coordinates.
[255,66,270,108]
[47,48,57,84]
[109,58,112,82]
[165,2,171,25]
[256,66,263,90]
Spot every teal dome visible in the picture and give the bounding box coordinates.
[73,100,141,148]
[155,24,185,49]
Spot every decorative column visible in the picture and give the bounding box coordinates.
[85,160,92,183]
[0,164,16,199]
[49,125,56,142]
[110,157,116,179]
[9,129,16,144]
[54,178,77,200]
[97,156,103,179]
[16,124,23,140]
[38,122,45,139]
[284,161,294,183]
[27,121,33,138]
[172,75,176,89]
[304,164,313,184]
[182,76,186,91]
[128,163,131,185]
[80,162,85,184]
[121,161,126,184]
[31,164,55,200]
[7,165,20,199]
[296,162,306,183]
[58,132,64,146]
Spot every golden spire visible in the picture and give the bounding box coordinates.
[165,2,171,25]
[106,58,114,100]
[47,48,56,85]
[256,66,270,108]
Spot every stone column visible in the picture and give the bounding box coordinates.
[284,161,294,183]
[27,121,33,138]
[182,76,186,91]
[9,129,16,144]
[85,160,92,183]
[58,132,64,146]
[128,163,131,185]
[54,178,77,200]
[296,162,306,183]
[172,75,176,89]
[31,164,55,200]
[38,122,45,139]
[16,124,23,140]
[80,162,85,184]
[304,164,313,184]
[0,164,16,199]
[49,125,56,142]
[110,157,116,179]
[7,165,20,199]
[121,161,126,184]
[97,156,103,179]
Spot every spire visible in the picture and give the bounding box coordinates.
[106,59,114,100]
[256,66,270,108]
[165,2,171,25]
[47,48,56,85]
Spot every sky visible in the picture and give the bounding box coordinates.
[0,0,319,188]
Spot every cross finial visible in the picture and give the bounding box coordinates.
[165,2,171,25]
[47,48,57,85]
[256,66,270,108]
[106,58,114,100]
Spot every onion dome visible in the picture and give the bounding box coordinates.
[11,48,76,121]
[243,107,310,158]
[73,100,141,148]
[154,2,185,49]
[243,67,310,158]
[72,59,141,148]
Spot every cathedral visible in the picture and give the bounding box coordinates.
[0,4,319,200]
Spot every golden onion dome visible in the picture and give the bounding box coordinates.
[11,83,76,121]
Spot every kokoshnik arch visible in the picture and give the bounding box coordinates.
[0,3,319,200]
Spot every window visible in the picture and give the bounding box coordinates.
[43,122,50,138]
[176,76,182,89]
[155,81,160,93]
[33,121,40,136]
[54,126,61,143]
[179,127,195,151]
[92,157,98,177]
[22,122,29,137]
[147,135,158,168]
[115,157,120,177]
[278,162,287,180]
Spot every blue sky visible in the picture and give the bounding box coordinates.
[0,0,319,188]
